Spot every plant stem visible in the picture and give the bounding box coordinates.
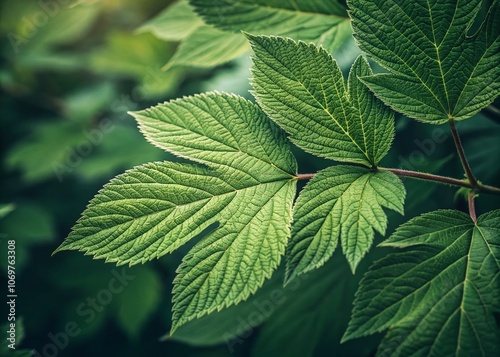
[449,119,478,187]
[378,167,471,188]
[481,184,500,194]
[296,168,500,196]
[468,191,477,223]
[295,173,315,180]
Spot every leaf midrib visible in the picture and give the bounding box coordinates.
[365,1,449,114]
[88,175,293,223]
[138,112,295,178]
[173,178,289,325]
[356,231,472,336]
[255,42,371,164]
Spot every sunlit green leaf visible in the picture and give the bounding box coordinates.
[287,166,405,278]
[55,93,297,332]
[191,0,351,52]
[249,35,395,167]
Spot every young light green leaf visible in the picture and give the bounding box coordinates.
[286,166,405,279]
[55,93,297,332]
[163,25,250,70]
[190,0,351,52]
[89,32,181,98]
[348,0,500,123]
[343,210,500,357]
[137,0,204,41]
[249,35,395,167]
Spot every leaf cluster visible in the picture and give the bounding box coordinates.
[54,0,500,355]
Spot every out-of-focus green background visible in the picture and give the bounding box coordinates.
[1,1,499,356]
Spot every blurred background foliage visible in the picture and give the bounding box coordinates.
[0,1,498,356]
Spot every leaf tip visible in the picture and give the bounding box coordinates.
[348,261,359,275]
[377,239,399,248]
[283,271,297,287]
[51,246,63,257]
[158,332,171,342]
[169,323,179,336]
[340,331,355,344]
[161,61,174,72]
[242,31,258,42]
[126,110,138,118]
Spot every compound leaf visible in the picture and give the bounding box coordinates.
[190,0,351,52]
[348,0,500,123]
[54,93,297,331]
[249,35,395,167]
[343,210,500,357]
[286,166,405,279]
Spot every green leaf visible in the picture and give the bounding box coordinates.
[72,124,167,181]
[89,32,181,98]
[249,35,395,167]
[6,121,86,183]
[0,204,15,220]
[286,166,405,278]
[1,203,54,245]
[164,25,250,70]
[343,210,500,357]
[200,56,253,96]
[137,0,204,41]
[0,202,55,272]
[115,266,162,338]
[348,0,500,123]
[190,0,351,52]
[17,3,98,55]
[168,271,282,346]
[132,92,296,174]
[55,93,297,332]
[253,253,381,357]
[64,82,115,125]
[0,318,33,357]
